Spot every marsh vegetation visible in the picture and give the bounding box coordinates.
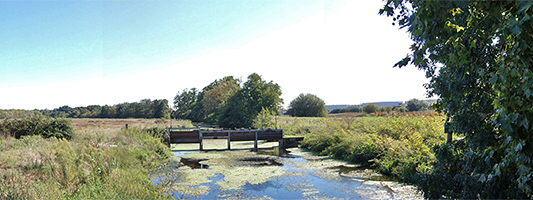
[0,118,186,199]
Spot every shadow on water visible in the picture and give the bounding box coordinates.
[364,175,396,182]
[255,147,300,158]
[327,164,396,182]
[180,157,209,169]
[327,165,368,174]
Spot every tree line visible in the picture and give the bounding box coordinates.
[329,98,432,114]
[0,99,172,119]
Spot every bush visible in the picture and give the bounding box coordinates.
[252,107,277,129]
[363,103,378,114]
[0,117,74,139]
[287,93,328,117]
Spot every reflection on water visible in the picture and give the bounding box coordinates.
[180,158,209,169]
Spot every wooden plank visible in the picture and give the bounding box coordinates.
[169,130,200,143]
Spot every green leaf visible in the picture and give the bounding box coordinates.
[520,15,531,24]
[519,117,529,130]
[511,26,520,35]
[516,142,523,152]
[517,2,532,14]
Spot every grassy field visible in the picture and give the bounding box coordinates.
[0,118,189,199]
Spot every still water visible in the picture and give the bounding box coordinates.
[152,141,421,199]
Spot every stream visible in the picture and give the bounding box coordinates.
[151,140,422,199]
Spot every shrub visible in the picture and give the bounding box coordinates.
[363,103,378,114]
[287,93,328,117]
[0,117,74,139]
[252,107,277,129]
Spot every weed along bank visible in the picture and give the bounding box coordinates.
[167,127,303,151]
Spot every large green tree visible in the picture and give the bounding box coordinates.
[172,88,200,120]
[218,73,283,128]
[201,76,241,124]
[381,0,533,198]
[153,99,171,119]
[287,93,328,117]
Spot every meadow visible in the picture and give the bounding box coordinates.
[0,118,188,199]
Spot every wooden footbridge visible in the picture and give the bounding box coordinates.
[167,127,302,151]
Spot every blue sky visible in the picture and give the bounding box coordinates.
[0,0,429,110]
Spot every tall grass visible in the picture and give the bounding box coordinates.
[0,124,173,199]
[279,114,445,182]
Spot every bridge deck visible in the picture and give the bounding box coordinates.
[168,128,285,150]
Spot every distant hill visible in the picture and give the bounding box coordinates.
[326,99,437,111]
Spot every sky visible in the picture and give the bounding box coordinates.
[0,0,429,110]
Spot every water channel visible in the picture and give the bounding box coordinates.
[151,140,422,199]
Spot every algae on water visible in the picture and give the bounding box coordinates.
[170,150,287,195]
[162,146,423,199]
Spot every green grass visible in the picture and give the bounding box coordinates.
[0,118,187,199]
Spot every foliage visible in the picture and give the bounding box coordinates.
[33,99,171,119]
[0,125,172,199]
[217,73,283,128]
[0,109,42,119]
[173,88,201,121]
[252,107,277,129]
[295,115,445,182]
[287,93,328,117]
[394,104,408,112]
[381,0,533,198]
[406,98,429,112]
[329,105,363,114]
[0,116,74,139]
[171,74,282,128]
[201,76,241,124]
[379,106,393,113]
[363,103,378,114]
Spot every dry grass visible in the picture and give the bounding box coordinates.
[72,118,192,133]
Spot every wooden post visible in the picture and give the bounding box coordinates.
[227,132,231,150]
[199,130,203,151]
[254,131,258,151]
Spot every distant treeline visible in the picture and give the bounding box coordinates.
[329,98,433,114]
[0,99,171,119]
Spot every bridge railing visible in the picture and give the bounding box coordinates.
[167,127,283,150]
